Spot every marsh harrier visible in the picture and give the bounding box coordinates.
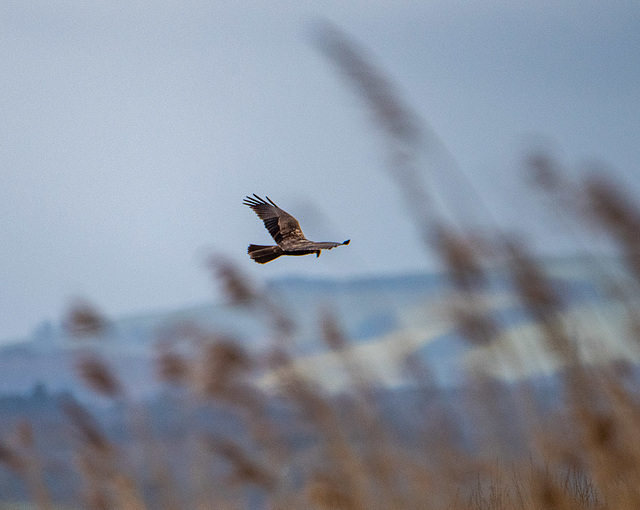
[244,195,350,264]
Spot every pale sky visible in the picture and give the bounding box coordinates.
[1,0,639,341]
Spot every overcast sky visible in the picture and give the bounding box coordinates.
[1,0,639,341]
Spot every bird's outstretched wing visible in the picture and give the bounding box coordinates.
[243,194,307,246]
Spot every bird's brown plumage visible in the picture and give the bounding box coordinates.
[243,194,350,264]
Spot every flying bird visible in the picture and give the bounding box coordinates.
[243,194,350,264]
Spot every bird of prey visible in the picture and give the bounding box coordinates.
[243,194,350,264]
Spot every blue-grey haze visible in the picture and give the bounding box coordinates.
[1,0,639,341]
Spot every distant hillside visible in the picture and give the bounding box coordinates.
[0,256,634,399]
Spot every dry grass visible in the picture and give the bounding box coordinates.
[2,24,640,510]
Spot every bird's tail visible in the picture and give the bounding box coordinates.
[247,244,284,264]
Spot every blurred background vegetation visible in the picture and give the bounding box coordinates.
[2,17,640,510]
